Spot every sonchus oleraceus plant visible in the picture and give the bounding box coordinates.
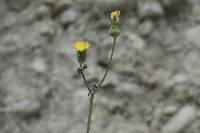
[73,10,120,133]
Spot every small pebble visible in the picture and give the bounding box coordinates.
[138,0,164,18]
[31,57,47,73]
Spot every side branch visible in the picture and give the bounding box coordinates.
[81,71,90,90]
[97,37,117,90]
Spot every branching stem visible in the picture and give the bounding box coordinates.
[96,37,117,91]
[81,37,117,133]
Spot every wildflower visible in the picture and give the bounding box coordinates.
[110,10,120,38]
[74,41,90,52]
[111,10,120,20]
[74,41,90,64]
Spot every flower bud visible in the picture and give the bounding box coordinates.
[110,24,120,38]
[110,10,120,38]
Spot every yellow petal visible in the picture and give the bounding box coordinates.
[74,41,90,52]
[111,10,120,19]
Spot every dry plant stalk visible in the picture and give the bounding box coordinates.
[73,10,120,133]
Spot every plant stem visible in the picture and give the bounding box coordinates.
[97,37,117,90]
[80,70,94,133]
[82,37,117,133]
[86,93,94,133]
[81,71,90,91]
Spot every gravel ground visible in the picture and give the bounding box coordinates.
[0,0,200,133]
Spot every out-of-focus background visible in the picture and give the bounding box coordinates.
[0,0,200,133]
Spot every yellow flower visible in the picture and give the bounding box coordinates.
[111,10,120,20]
[110,10,120,37]
[74,41,90,52]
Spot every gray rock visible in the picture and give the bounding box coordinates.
[31,57,47,73]
[43,0,55,5]
[0,0,7,18]
[162,105,197,133]
[152,27,182,52]
[106,120,149,133]
[163,105,178,115]
[138,20,154,36]
[97,96,125,113]
[0,68,41,116]
[47,0,73,17]
[6,0,30,11]
[184,25,200,48]
[0,99,40,115]
[55,0,72,9]
[73,90,88,117]
[92,0,133,11]
[174,85,190,102]
[160,0,182,7]
[164,73,188,88]
[35,5,50,19]
[37,20,56,38]
[115,83,144,98]
[58,9,79,26]
[192,4,200,21]
[127,17,139,29]
[0,34,20,53]
[182,51,200,80]
[138,0,164,18]
[124,32,146,50]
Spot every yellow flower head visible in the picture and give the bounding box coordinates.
[74,41,90,52]
[111,10,120,20]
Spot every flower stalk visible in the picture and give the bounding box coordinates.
[86,93,94,133]
[97,37,116,89]
[73,10,120,133]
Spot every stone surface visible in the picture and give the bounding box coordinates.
[106,121,150,133]
[138,0,164,18]
[124,32,146,50]
[31,57,47,73]
[35,5,50,19]
[0,99,40,115]
[162,105,197,133]
[115,83,144,98]
[184,25,200,48]
[163,105,178,115]
[58,9,79,26]
[0,0,199,133]
[6,0,30,11]
[192,4,200,21]
[138,20,154,36]
[72,90,88,117]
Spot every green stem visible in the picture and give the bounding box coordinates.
[80,70,94,133]
[97,37,117,91]
[85,93,94,133]
[81,71,90,91]
[82,37,117,133]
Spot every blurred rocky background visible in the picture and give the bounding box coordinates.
[0,0,200,133]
